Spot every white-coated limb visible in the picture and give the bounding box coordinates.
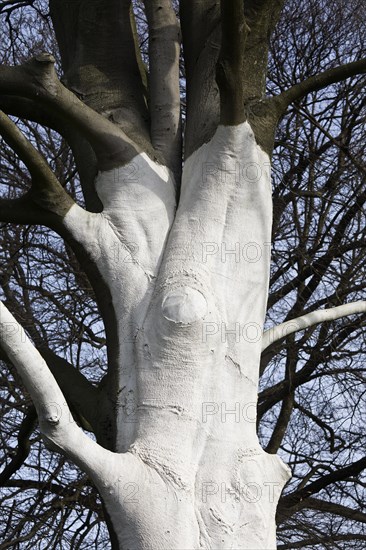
[262,300,366,351]
[0,302,118,480]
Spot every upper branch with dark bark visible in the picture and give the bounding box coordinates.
[49,0,150,149]
[0,406,37,485]
[275,58,366,114]
[143,0,182,180]
[0,95,103,212]
[216,0,247,124]
[180,0,221,156]
[280,456,366,509]
[0,109,74,219]
[0,54,140,170]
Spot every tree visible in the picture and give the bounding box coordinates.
[0,0,365,548]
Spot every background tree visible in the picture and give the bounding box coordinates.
[0,0,365,548]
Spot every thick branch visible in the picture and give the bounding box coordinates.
[277,494,366,523]
[0,288,112,447]
[216,0,247,124]
[180,0,221,156]
[0,55,140,170]
[0,110,58,184]
[0,110,74,217]
[0,95,101,212]
[0,302,108,476]
[39,350,101,435]
[49,0,150,149]
[265,341,296,453]
[276,58,366,112]
[0,197,53,224]
[0,344,100,436]
[143,0,181,179]
[262,301,366,351]
[0,95,65,133]
[242,0,285,102]
[301,497,366,523]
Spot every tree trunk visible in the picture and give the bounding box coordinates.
[63,122,291,548]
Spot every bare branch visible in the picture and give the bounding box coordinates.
[216,0,247,124]
[278,495,366,524]
[278,534,366,549]
[0,110,74,217]
[0,302,107,475]
[280,456,366,508]
[0,110,60,186]
[0,54,140,170]
[304,497,366,523]
[143,0,181,179]
[294,401,344,453]
[0,406,37,484]
[276,58,366,113]
[2,478,99,510]
[262,301,366,351]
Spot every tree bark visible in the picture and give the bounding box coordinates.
[58,121,291,548]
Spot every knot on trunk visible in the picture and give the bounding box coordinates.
[162,286,207,324]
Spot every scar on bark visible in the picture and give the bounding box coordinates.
[162,287,208,324]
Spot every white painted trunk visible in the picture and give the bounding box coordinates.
[62,122,291,548]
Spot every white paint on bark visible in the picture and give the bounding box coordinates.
[0,302,113,477]
[5,122,291,548]
[262,300,366,350]
[94,123,290,548]
[63,152,176,449]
